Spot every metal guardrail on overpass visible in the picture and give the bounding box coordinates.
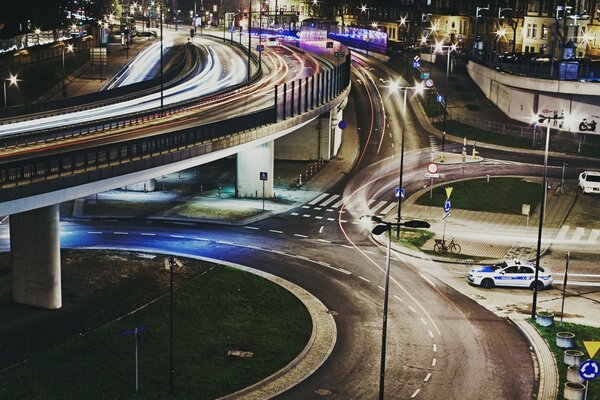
[0,52,351,207]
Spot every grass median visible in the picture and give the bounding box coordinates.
[530,319,600,400]
[415,177,541,214]
[0,250,312,399]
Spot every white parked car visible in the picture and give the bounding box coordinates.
[578,171,600,194]
[467,259,552,290]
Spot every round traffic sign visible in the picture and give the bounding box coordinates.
[338,120,347,129]
[427,163,438,174]
[580,359,600,381]
[425,78,434,87]
[444,199,451,213]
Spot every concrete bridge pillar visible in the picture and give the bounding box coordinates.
[275,106,345,161]
[236,141,274,198]
[10,204,62,309]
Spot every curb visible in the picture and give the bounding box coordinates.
[77,247,337,400]
[508,314,559,400]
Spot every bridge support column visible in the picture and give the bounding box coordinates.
[236,141,274,198]
[275,106,345,161]
[10,204,62,309]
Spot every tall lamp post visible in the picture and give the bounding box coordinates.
[531,113,565,319]
[389,81,427,237]
[367,216,430,400]
[473,6,489,54]
[3,74,19,108]
[164,255,183,394]
[62,43,74,98]
[434,42,457,162]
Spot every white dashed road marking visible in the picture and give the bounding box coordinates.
[411,389,421,398]
[269,230,283,234]
[359,276,370,283]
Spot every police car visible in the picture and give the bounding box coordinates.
[467,259,553,290]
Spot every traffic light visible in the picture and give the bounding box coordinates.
[296,10,300,16]
[261,9,266,16]
[279,7,284,16]
[243,11,248,17]
[190,28,195,37]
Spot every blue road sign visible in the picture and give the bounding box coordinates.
[437,95,444,103]
[338,120,347,129]
[121,326,146,336]
[260,172,268,181]
[413,61,421,69]
[444,199,451,213]
[395,187,405,199]
[579,359,600,381]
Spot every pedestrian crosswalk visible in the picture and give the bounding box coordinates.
[293,192,398,220]
[556,226,600,244]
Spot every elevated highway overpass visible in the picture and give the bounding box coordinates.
[0,36,351,309]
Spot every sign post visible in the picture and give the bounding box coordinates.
[426,163,438,199]
[121,326,147,392]
[260,172,268,210]
[442,187,453,242]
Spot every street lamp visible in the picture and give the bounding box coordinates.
[495,27,506,53]
[388,80,427,238]
[434,41,457,162]
[366,215,430,400]
[3,73,19,108]
[473,6,489,53]
[164,255,183,394]
[530,112,568,319]
[62,43,74,97]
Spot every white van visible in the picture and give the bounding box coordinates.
[578,171,600,194]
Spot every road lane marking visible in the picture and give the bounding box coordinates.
[420,318,427,326]
[431,358,437,367]
[320,194,340,206]
[170,235,185,238]
[303,214,311,218]
[294,234,308,238]
[363,250,375,255]
[408,306,416,313]
[371,200,387,213]
[393,295,403,302]
[291,212,299,216]
[411,389,420,398]
[244,226,259,230]
[433,344,437,352]
[194,237,210,241]
[419,272,436,287]
[172,221,195,226]
[113,232,128,235]
[217,241,235,246]
[319,226,324,233]
[378,286,384,291]
[315,216,323,219]
[380,202,396,215]
[140,233,155,236]
[428,330,434,338]
[302,205,310,209]
[359,276,370,283]
[269,230,283,234]
[88,231,102,234]
[327,218,335,221]
[342,245,353,249]
[314,207,322,210]
[308,193,330,205]
[317,239,331,243]
[424,373,431,382]
[331,198,345,208]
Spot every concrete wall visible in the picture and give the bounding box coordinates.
[468,62,600,131]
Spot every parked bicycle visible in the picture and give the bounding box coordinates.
[433,237,461,254]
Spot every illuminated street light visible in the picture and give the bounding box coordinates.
[434,42,457,162]
[364,215,429,400]
[62,43,75,97]
[3,73,20,108]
